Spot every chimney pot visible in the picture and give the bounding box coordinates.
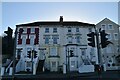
[60,16,63,23]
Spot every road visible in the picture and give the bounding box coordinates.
[1,70,120,80]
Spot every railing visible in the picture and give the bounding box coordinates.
[5,60,13,73]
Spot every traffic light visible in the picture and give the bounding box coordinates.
[4,27,13,39]
[27,51,31,58]
[4,27,13,55]
[70,50,74,57]
[32,50,37,58]
[19,28,24,34]
[87,32,95,47]
[100,30,109,48]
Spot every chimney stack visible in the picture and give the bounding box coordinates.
[60,16,63,23]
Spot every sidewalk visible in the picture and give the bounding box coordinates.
[2,71,97,80]
[15,72,97,79]
[2,70,120,80]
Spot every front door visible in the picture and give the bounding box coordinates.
[66,45,78,71]
[50,61,57,71]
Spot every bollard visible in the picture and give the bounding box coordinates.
[63,64,66,74]
[9,67,13,75]
[1,67,5,76]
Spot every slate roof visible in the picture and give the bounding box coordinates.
[16,21,95,27]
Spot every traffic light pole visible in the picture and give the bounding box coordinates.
[32,50,34,74]
[94,28,102,66]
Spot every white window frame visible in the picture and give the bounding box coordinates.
[22,35,26,45]
[23,27,27,33]
[67,36,73,43]
[101,24,106,30]
[30,35,35,45]
[108,24,113,30]
[52,35,59,44]
[107,33,112,40]
[68,27,72,32]
[76,28,79,32]
[44,35,50,44]
[76,36,80,43]
[53,28,57,33]
[26,61,32,67]
[81,48,86,57]
[71,61,75,67]
[88,28,92,32]
[31,27,35,33]
[51,61,56,67]
[114,33,118,40]
[45,28,49,33]
[50,47,57,56]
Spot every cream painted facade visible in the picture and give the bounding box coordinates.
[14,16,98,74]
[96,18,120,70]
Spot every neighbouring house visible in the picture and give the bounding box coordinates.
[96,18,120,70]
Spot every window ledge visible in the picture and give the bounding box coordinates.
[48,55,60,58]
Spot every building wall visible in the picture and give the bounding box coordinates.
[96,18,120,70]
[15,22,99,73]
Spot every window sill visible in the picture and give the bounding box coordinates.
[48,56,60,58]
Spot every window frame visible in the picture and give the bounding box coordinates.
[53,28,57,33]
[76,36,80,43]
[52,35,59,44]
[50,47,57,56]
[44,35,50,44]
[68,27,72,32]
[76,28,79,32]
[106,33,112,40]
[51,61,56,67]
[45,28,49,33]
[114,33,118,40]
[31,27,35,33]
[108,24,113,30]
[67,36,73,43]
[22,35,26,45]
[101,24,106,30]
[71,61,75,67]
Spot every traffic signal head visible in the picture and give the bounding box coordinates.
[87,32,95,47]
[70,50,74,57]
[4,27,13,38]
[19,28,24,34]
[100,30,109,48]
[27,51,31,58]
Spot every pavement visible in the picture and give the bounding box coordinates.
[1,70,120,80]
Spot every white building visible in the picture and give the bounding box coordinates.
[96,18,120,70]
[14,16,98,74]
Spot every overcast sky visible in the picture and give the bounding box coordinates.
[1,2,119,36]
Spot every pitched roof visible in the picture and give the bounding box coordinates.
[96,18,119,26]
[16,21,95,27]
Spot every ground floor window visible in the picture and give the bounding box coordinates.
[71,61,75,67]
[52,61,56,67]
[26,61,32,67]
